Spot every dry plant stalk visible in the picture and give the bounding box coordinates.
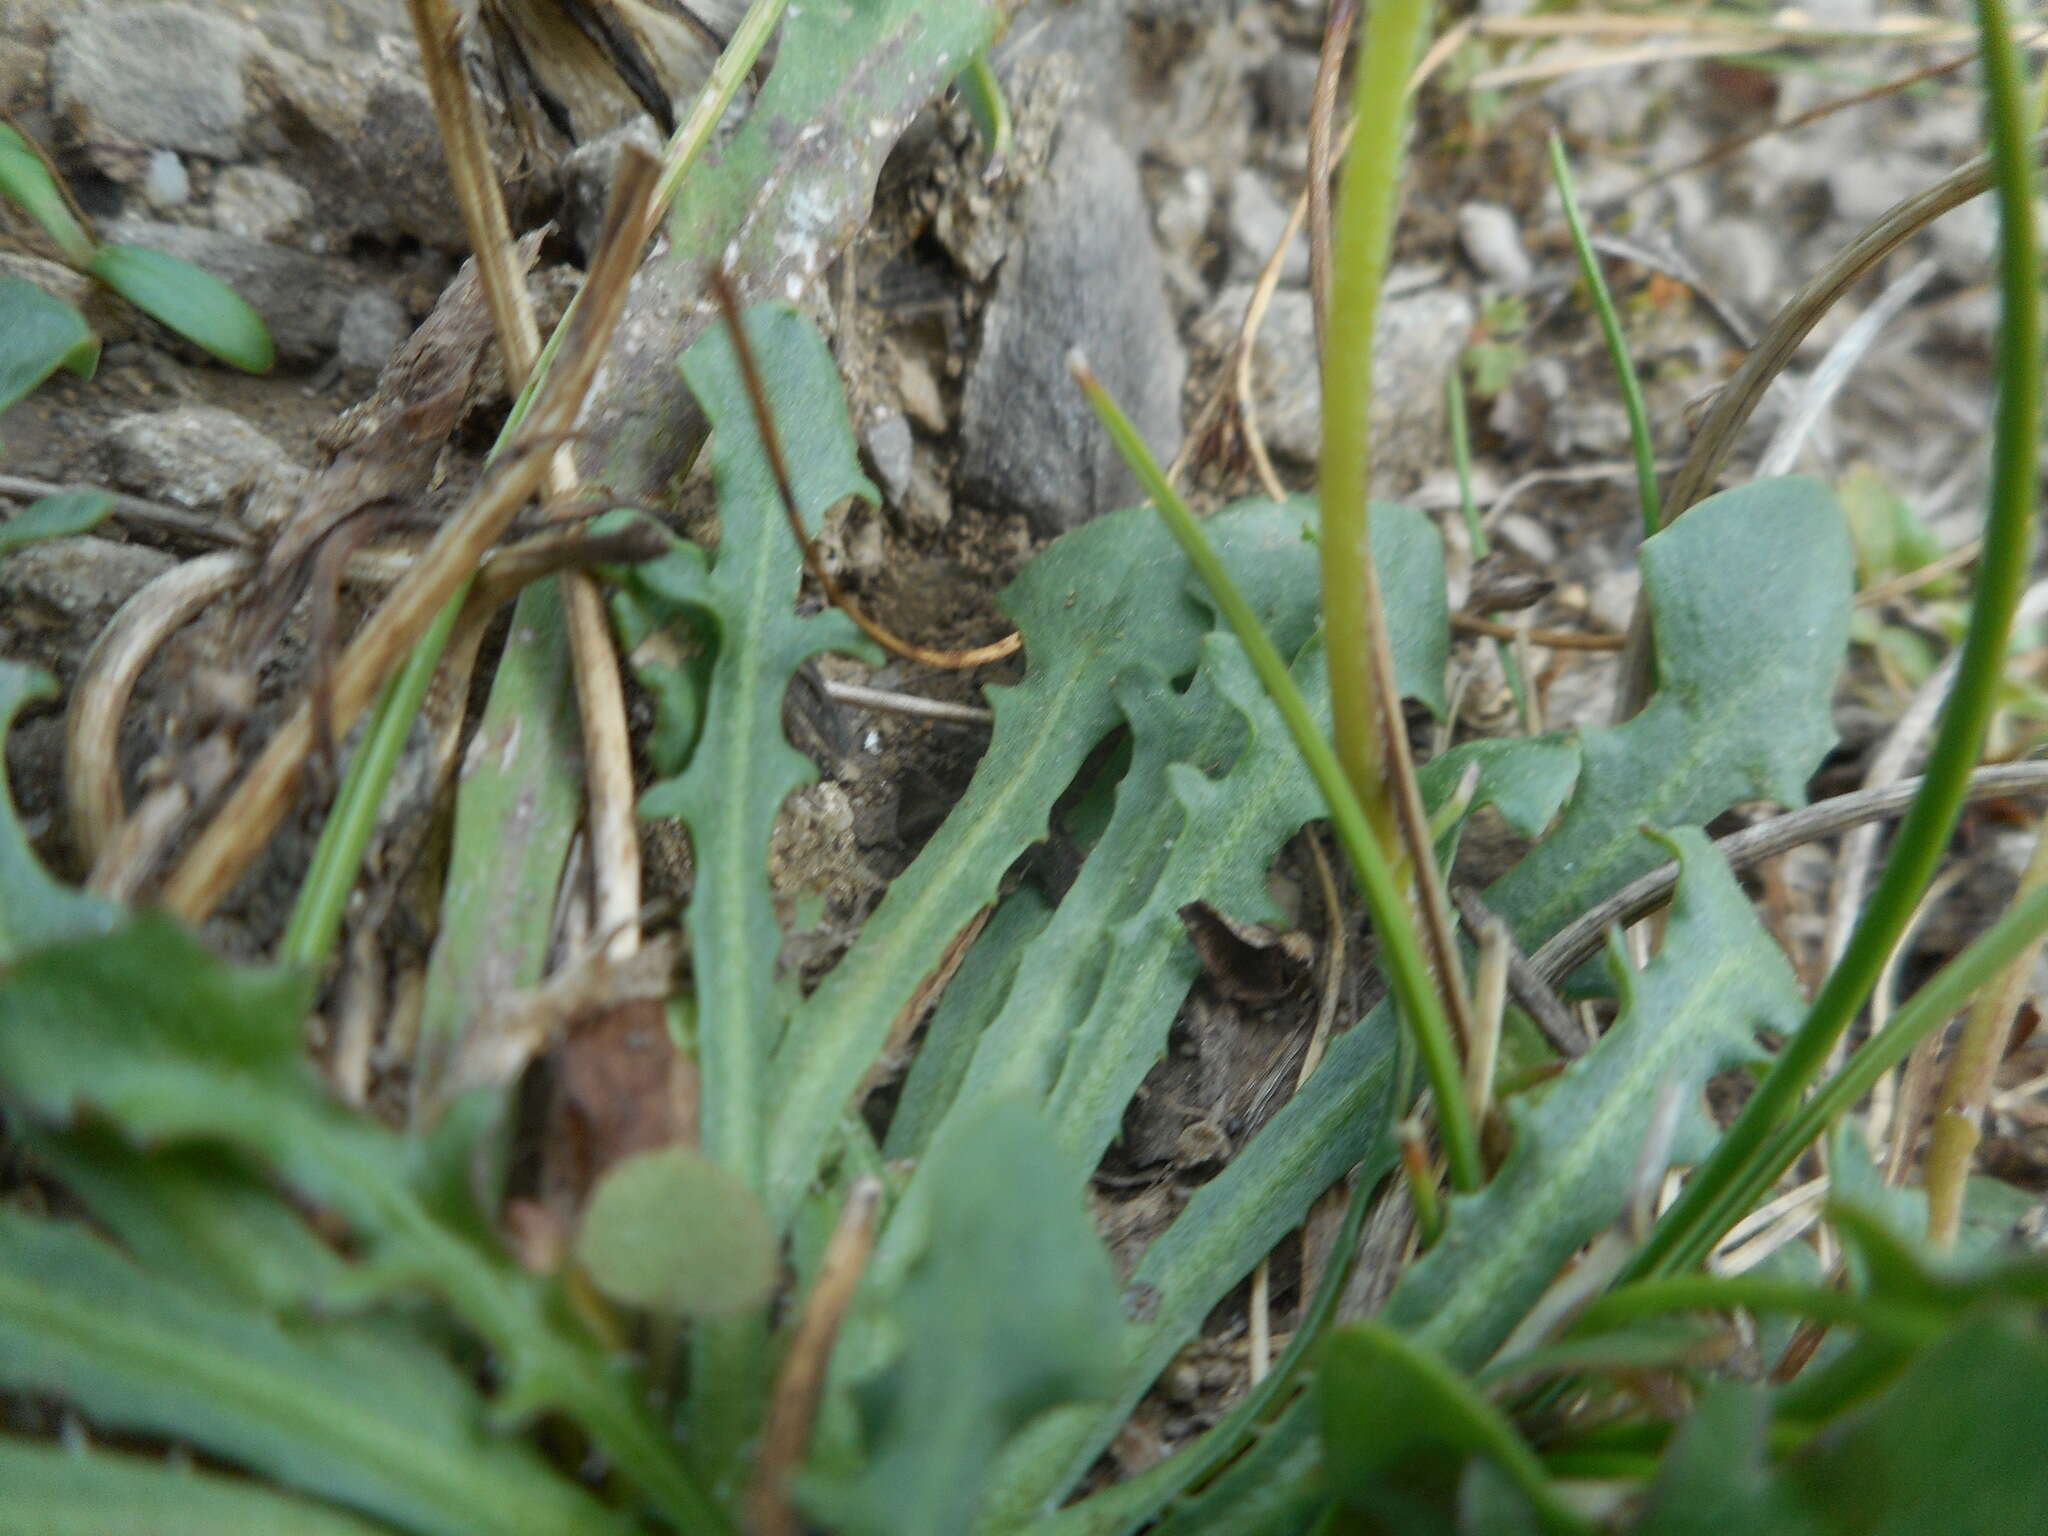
[159,150,661,922]
[407,0,643,960]
[747,1176,884,1536]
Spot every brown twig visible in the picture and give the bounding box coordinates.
[1528,760,2048,988]
[407,0,644,959]
[1451,885,1588,1057]
[1451,611,1625,651]
[747,1176,883,1536]
[708,269,1021,669]
[1307,0,1357,352]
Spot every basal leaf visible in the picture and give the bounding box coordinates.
[1634,1385,1822,1536]
[1483,477,1851,947]
[1381,829,1804,1368]
[0,663,119,965]
[88,242,274,373]
[0,1211,625,1536]
[800,1099,1121,1536]
[0,277,98,416]
[0,122,94,264]
[0,1437,395,1536]
[0,916,719,1530]
[765,499,1326,1224]
[635,303,879,1193]
[0,487,115,558]
[20,1127,351,1314]
[997,475,1849,1519]
[886,888,1053,1159]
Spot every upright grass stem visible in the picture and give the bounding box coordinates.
[1319,0,1435,846]
[1548,133,1660,540]
[1076,363,1481,1193]
[1630,0,2041,1278]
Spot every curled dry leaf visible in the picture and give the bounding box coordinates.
[1177,900,1315,1005]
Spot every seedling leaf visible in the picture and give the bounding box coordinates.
[88,243,274,374]
[0,277,99,414]
[577,1144,778,1317]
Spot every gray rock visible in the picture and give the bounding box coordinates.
[563,118,666,256]
[1457,201,1533,289]
[0,537,175,628]
[958,117,1185,536]
[249,45,475,252]
[104,405,305,521]
[101,218,375,366]
[209,165,311,243]
[1228,168,1308,286]
[51,3,259,160]
[861,411,915,509]
[1193,282,1474,486]
[336,288,411,378]
[1253,52,1321,130]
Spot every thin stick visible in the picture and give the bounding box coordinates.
[1307,0,1358,351]
[748,1177,883,1536]
[0,474,247,546]
[709,269,1019,669]
[821,679,993,727]
[1451,611,1624,651]
[1530,761,2048,989]
[1451,885,1587,1057]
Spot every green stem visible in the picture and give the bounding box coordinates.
[1630,0,2041,1278]
[280,594,466,968]
[1319,0,1435,846]
[1574,1274,1942,1347]
[279,0,787,972]
[1548,133,1660,539]
[1076,366,1480,1192]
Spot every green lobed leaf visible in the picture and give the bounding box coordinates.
[0,1437,398,1536]
[996,474,1850,1520]
[886,887,1053,1159]
[800,1099,1122,1536]
[576,1144,777,1318]
[765,498,1329,1224]
[1482,477,1852,948]
[0,487,115,557]
[1380,829,1805,1369]
[0,278,98,415]
[0,1211,627,1536]
[87,243,274,373]
[637,303,880,1194]
[0,663,119,965]
[0,122,95,264]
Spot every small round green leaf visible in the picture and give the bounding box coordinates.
[0,278,98,415]
[87,243,274,374]
[575,1145,776,1317]
[0,123,95,265]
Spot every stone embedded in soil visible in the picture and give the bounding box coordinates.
[104,404,305,530]
[1457,201,1534,290]
[861,410,915,510]
[957,116,1186,538]
[208,165,312,243]
[52,2,260,161]
[0,537,176,629]
[1227,168,1308,286]
[100,217,385,367]
[1193,281,1475,486]
[335,287,411,379]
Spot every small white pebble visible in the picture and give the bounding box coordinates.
[144,149,190,208]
